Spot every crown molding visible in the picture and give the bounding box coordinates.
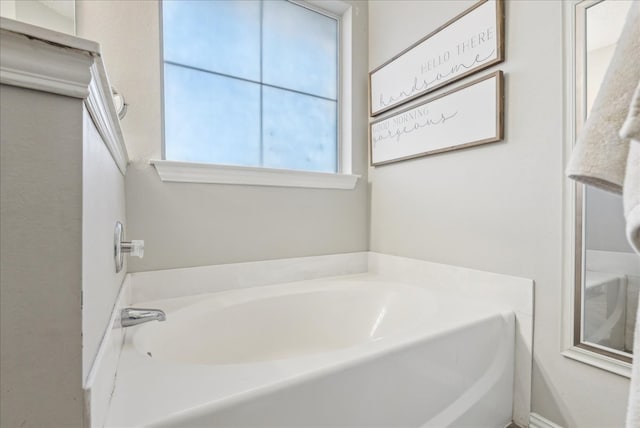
[0,27,93,98]
[0,18,129,174]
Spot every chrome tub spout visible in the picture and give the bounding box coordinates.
[121,308,166,327]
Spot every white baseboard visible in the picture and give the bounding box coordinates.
[529,412,563,428]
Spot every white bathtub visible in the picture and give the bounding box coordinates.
[107,276,515,427]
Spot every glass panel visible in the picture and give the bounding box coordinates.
[164,64,261,166]
[262,86,337,172]
[263,0,338,100]
[163,0,261,81]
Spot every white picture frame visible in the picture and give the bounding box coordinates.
[369,0,504,117]
[369,71,504,166]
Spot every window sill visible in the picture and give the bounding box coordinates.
[150,160,360,190]
[561,346,631,378]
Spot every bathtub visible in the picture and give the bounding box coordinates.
[107,276,515,427]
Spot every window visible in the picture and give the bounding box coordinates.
[161,0,339,174]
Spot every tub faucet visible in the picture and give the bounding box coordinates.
[121,308,166,327]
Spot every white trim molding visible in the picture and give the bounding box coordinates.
[86,60,129,174]
[0,24,93,98]
[0,17,129,175]
[561,346,631,378]
[529,413,564,428]
[150,159,360,190]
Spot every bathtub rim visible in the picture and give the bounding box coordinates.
[107,275,517,427]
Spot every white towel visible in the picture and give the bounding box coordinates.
[618,8,640,428]
[566,2,640,194]
[621,83,640,253]
[623,83,640,428]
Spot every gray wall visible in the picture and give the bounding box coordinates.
[125,164,369,270]
[0,85,84,427]
[368,1,629,427]
[77,0,370,272]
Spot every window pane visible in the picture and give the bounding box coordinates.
[164,64,261,166]
[262,86,337,172]
[263,1,337,100]
[163,0,260,81]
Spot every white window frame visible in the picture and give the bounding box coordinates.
[152,0,359,190]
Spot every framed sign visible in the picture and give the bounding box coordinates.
[369,0,504,116]
[370,71,503,166]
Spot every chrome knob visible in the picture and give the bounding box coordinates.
[114,221,144,273]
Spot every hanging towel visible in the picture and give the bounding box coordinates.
[624,83,640,428]
[621,83,640,254]
[616,8,640,428]
[566,2,640,194]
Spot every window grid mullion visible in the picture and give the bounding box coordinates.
[164,60,337,102]
[259,0,264,167]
